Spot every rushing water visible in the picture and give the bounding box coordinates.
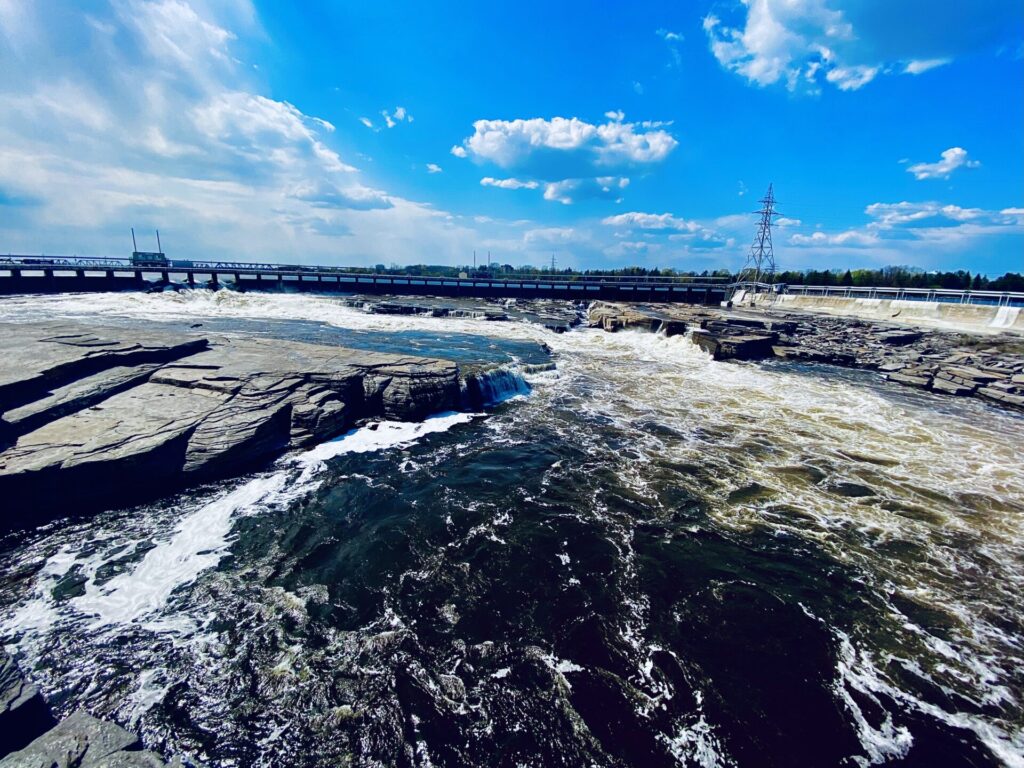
[1,291,1023,767]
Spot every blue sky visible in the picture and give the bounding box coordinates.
[0,1,1021,274]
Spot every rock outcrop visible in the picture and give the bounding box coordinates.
[0,652,54,756]
[587,302,686,336]
[0,323,462,525]
[0,709,179,767]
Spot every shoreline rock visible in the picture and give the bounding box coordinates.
[0,322,465,527]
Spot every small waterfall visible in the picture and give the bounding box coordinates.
[460,367,531,408]
[990,305,1020,329]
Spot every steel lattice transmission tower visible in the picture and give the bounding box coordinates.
[737,183,782,286]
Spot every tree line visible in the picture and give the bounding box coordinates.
[367,262,1023,290]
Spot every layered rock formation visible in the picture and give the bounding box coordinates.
[0,323,462,524]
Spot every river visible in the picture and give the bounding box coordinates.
[1,290,1022,767]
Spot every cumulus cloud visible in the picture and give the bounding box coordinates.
[287,180,391,210]
[789,229,879,246]
[451,115,677,174]
[543,177,629,205]
[452,114,674,205]
[426,163,442,174]
[0,1,508,266]
[786,199,1023,256]
[906,147,980,180]
[865,201,987,226]
[480,177,539,190]
[701,0,1013,92]
[601,212,700,231]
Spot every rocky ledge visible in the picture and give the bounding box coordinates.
[0,322,465,526]
[588,302,1024,410]
[1,707,181,767]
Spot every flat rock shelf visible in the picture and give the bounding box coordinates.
[0,321,464,526]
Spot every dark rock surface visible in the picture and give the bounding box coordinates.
[340,294,585,333]
[0,651,54,756]
[0,322,463,525]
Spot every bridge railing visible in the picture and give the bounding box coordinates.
[777,283,1024,307]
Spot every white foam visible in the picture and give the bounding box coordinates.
[46,412,477,633]
[990,306,1020,329]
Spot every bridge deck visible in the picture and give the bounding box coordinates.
[0,256,730,303]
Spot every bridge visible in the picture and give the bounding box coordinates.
[3,255,1022,310]
[0,254,731,303]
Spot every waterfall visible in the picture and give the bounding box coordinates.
[990,306,1020,329]
[460,367,531,408]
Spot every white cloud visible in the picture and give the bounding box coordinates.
[359,116,374,129]
[450,145,468,158]
[380,105,412,128]
[906,147,980,180]
[523,227,579,245]
[604,109,625,121]
[0,1,523,267]
[451,115,677,173]
[426,163,442,174]
[543,177,628,205]
[601,212,700,231]
[790,229,879,247]
[287,179,391,210]
[865,201,987,226]
[656,28,683,66]
[701,0,965,92]
[824,64,878,91]
[903,58,951,75]
[480,177,539,190]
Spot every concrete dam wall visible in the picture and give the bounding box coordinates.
[739,292,1024,335]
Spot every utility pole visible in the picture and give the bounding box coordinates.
[473,250,476,271]
[156,229,162,254]
[550,253,557,273]
[131,227,138,253]
[737,183,781,287]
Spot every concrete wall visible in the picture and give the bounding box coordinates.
[741,293,1024,335]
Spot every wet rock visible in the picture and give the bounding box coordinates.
[0,323,461,526]
[828,481,877,498]
[691,330,776,361]
[1,651,54,756]
[875,329,923,346]
[0,709,179,767]
[772,346,856,366]
[887,372,932,389]
[930,378,975,396]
